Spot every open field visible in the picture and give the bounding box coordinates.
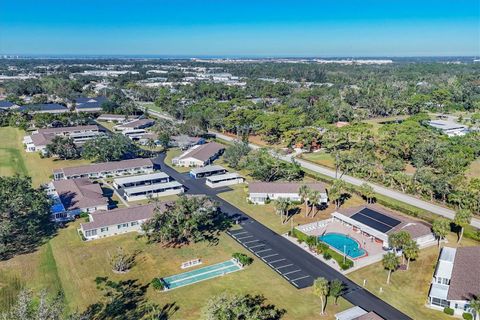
[466,158,480,179]
[0,127,91,186]
[299,151,336,169]
[0,222,352,319]
[348,233,480,320]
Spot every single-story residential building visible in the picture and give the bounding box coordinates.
[114,118,155,131]
[18,103,69,114]
[170,135,205,150]
[96,114,138,123]
[0,100,21,110]
[113,172,170,189]
[24,125,105,152]
[332,205,436,248]
[335,306,384,320]
[122,129,148,140]
[53,158,155,180]
[248,182,328,205]
[47,178,108,222]
[172,142,225,167]
[427,246,480,317]
[74,96,108,113]
[79,203,168,240]
[189,165,227,179]
[206,173,244,188]
[427,120,469,137]
[123,181,184,202]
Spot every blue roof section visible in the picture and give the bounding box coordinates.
[75,96,108,109]
[18,103,68,112]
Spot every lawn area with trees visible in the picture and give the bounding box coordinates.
[347,232,480,320]
[0,221,352,319]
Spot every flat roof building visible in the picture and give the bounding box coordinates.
[189,165,227,178]
[427,120,469,137]
[123,181,184,202]
[114,118,155,131]
[428,246,480,317]
[172,142,225,167]
[206,173,244,188]
[113,172,170,189]
[53,158,154,180]
[97,114,138,122]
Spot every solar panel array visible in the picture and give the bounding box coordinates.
[350,208,401,233]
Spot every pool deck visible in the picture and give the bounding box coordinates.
[298,219,385,264]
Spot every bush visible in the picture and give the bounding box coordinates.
[323,252,332,260]
[79,212,89,218]
[232,253,253,266]
[462,313,473,320]
[340,260,354,270]
[151,278,164,291]
[443,307,454,315]
[316,243,329,253]
[305,236,317,248]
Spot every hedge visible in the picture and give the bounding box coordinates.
[462,313,473,320]
[443,307,454,315]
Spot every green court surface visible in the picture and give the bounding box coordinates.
[162,259,242,290]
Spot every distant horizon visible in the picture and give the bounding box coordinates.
[1,0,478,57]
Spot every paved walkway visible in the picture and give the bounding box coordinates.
[101,179,130,207]
[209,130,480,229]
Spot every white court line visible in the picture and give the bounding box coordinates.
[269,258,286,264]
[248,244,264,249]
[255,248,272,254]
[283,269,302,276]
[275,263,293,270]
[243,239,259,244]
[291,275,310,282]
[262,253,279,259]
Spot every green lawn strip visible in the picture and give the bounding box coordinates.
[0,147,28,176]
[37,242,63,295]
[164,149,191,173]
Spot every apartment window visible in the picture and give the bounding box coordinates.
[100,227,108,232]
[117,223,128,229]
[131,221,139,226]
[431,298,450,308]
[85,229,97,237]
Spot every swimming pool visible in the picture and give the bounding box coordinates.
[319,233,366,259]
[161,259,242,290]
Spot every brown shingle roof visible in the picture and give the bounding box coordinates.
[336,204,432,238]
[54,158,154,176]
[53,178,107,211]
[178,142,225,162]
[447,246,480,300]
[39,125,101,135]
[81,203,169,230]
[249,182,327,194]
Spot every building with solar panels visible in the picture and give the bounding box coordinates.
[332,205,436,248]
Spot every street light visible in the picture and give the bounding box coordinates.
[343,244,347,263]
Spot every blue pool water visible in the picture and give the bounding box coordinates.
[319,233,366,259]
[162,259,241,290]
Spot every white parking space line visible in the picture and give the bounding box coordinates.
[290,275,310,282]
[243,239,259,244]
[283,269,302,276]
[237,235,253,240]
[231,231,248,236]
[248,244,264,249]
[269,258,286,264]
[262,253,279,259]
[255,248,272,254]
[275,263,293,270]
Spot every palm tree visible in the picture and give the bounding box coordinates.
[313,277,329,315]
[147,138,157,151]
[309,190,322,217]
[298,185,311,217]
[403,240,419,270]
[382,252,399,285]
[454,209,472,244]
[470,297,480,320]
[274,198,290,225]
[432,218,450,247]
[329,279,344,305]
[359,183,374,204]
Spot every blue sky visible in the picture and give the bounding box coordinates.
[0,0,478,56]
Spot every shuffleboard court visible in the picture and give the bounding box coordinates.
[162,259,242,290]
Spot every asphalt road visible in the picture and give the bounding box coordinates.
[153,154,411,320]
[210,131,480,229]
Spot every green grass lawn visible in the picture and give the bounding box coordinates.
[0,222,352,319]
[0,127,92,186]
[164,148,191,173]
[348,233,480,320]
[299,151,336,169]
[466,158,480,179]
